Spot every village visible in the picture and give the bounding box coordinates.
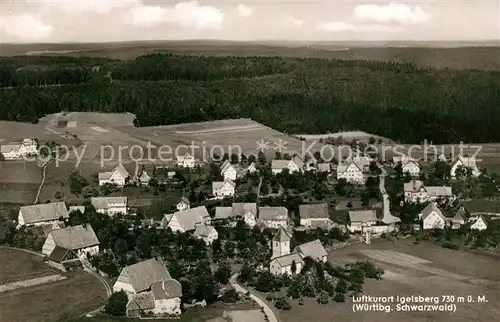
[1,128,499,322]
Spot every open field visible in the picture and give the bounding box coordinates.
[0,121,61,143]
[0,271,108,322]
[0,183,39,204]
[0,162,41,183]
[2,41,500,71]
[277,238,500,322]
[0,248,55,285]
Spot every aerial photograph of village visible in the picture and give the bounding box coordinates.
[0,1,499,322]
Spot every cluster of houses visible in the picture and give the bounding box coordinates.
[271,154,331,175]
[0,138,38,160]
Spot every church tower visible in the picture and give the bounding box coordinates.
[272,227,291,259]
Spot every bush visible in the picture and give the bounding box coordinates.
[221,289,240,303]
[298,298,304,306]
[274,298,291,310]
[104,291,128,316]
[265,293,275,301]
[317,291,329,304]
[334,292,345,302]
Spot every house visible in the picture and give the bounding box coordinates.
[212,179,236,198]
[99,163,129,186]
[47,246,84,272]
[161,206,211,232]
[17,202,69,228]
[0,138,38,160]
[246,162,258,174]
[220,160,237,181]
[449,207,466,229]
[176,197,190,211]
[462,200,500,217]
[450,155,481,178]
[193,225,218,245]
[393,156,420,177]
[271,156,302,175]
[176,152,195,168]
[304,157,317,171]
[214,207,233,223]
[470,215,488,231]
[138,169,151,186]
[42,224,100,261]
[231,203,257,227]
[113,258,182,317]
[348,210,378,232]
[336,162,364,184]
[317,163,331,173]
[299,203,332,228]
[404,180,453,203]
[343,156,371,172]
[28,222,62,238]
[91,197,128,216]
[420,202,446,230]
[269,228,303,276]
[259,206,289,229]
[293,239,328,263]
[68,205,85,214]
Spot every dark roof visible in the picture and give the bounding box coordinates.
[48,246,70,263]
[62,259,83,270]
[462,200,500,215]
[299,203,329,219]
[151,280,182,299]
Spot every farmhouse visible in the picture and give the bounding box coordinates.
[137,169,151,186]
[0,138,38,160]
[271,155,303,174]
[336,161,364,184]
[176,152,196,168]
[215,203,257,227]
[91,197,128,216]
[99,163,129,186]
[293,239,328,263]
[245,162,258,174]
[404,180,453,203]
[212,179,236,197]
[348,210,377,232]
[343,156,372,172]
[298,203,332,228]
[462,200,500,217]
[17,201,69,228]
[304,157,317,171]
[420,202,446,230]
[113,258,182,317]
[220,160,237,181]
[161,206,211,232]
[193,224,218,245]
[270,228,303,276]
[450,155,481,178]
[393,156,420,177]
[469,215,488,230]
[42,224,100,262]
[259,206,289,229]
[176,197,190,211]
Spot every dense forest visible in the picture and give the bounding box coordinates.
[1,53,500,144]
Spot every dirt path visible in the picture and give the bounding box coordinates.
[34,158,52,204]
[0,274,66,293]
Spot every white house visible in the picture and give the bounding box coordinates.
[317,163,331,173]
[193,225,218,245]
[304,157,317,172]
[91,197,128,216]
[394,156,420,177]
[420,202,446,230]
[293,239,328,263]
[450,207,466,229]
[17,202,69,228]
[348,210,378,232]
[271,156,303,175]
[212,179,236,198]
[450,155,481,178]
[176,152,195,168]
[404,180,454,203]
[259,206,289,229]
[343,156,372,172]
[220,160,237,181]
[99,163,129,187]
[138,169,151,187]
[469,215,488,231]
[269,228,304,276]
[0,138,38,160]
[246,162,258,174]
[215,203,257,227]
[336,162,364,184]
[161,206,211,232]
[113,258,182,318]
[299,203,333,229]
[176,197,190,211]
[42,224,100,261]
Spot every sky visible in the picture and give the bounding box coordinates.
[0,0,498,43]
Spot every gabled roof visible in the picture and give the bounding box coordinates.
[48,246,71,263]
[259,207,288,221]
[453,207,467,222]
[177,152,194,161]
[337,161,362,174]
[121,258,172,293]
[91,197,127,210]
[232,203,257,217]
[420,202,445,221]
[403,180,425,192]
[273,227,292,242]
[294,239,327,260]
[299,203,329,219]
[220,160,234,173]
[166,206,210,231]
[212,179,235,190]
[99,163,129,180]
[1,143,21,153]
[344,156,371,168]
[193,225,217,238]
[151,280,182,300]
[471,215,488,227]
[127,292,155,311]
[214,207,232,220]
[462,200,500,215]
[455,155,478,169]
[49,224,100,250]
[20,202,69,225]
[426,186,453,197]
[291,154,304,168]
[178,197,190,206]
[348,210,377,223]
[270,253,303,268]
